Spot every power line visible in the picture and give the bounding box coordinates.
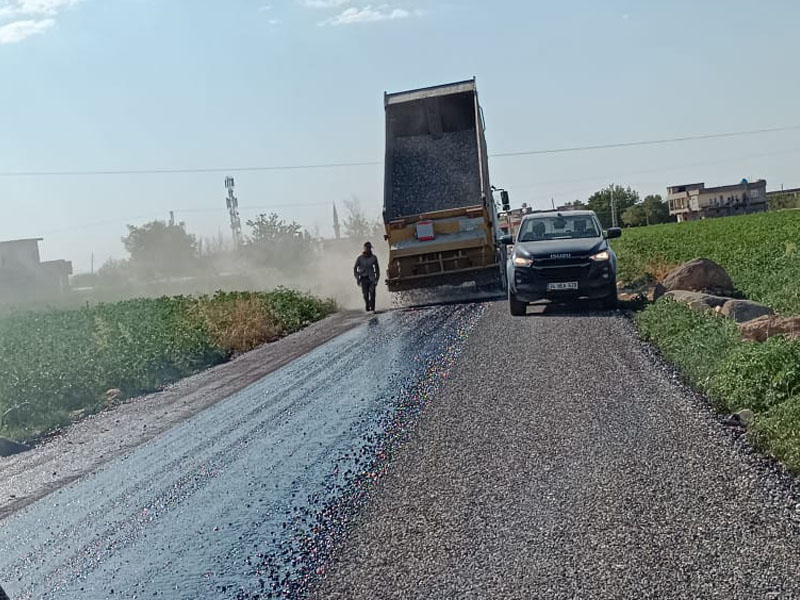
[39,201,332,236]
[491,124,800,157]
[505,146,800,191]
[1,125,798,178]
[0,161,381,178]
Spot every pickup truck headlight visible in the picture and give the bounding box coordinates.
[590,250,610,262]
[513,256,533,267]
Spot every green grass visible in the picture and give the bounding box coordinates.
[613,210,800,314]
[637,300,800,473]
[0,288,335,441]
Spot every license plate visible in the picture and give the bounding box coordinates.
[547,281,579,291]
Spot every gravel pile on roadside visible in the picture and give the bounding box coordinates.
[388,129,480,220]
[313,303,800,599]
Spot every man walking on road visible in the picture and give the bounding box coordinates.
[354,241,380,312]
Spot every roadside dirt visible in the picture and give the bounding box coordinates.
[0,310,371,521]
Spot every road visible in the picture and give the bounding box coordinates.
[2,302,800,599]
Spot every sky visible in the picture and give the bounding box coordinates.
[1,0,799,272]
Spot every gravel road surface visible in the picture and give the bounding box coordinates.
[2,301,800,600]
[314,303,800,600]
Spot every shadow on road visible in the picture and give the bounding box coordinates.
[521,300,625,317]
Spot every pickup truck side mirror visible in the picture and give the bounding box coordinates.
[500,191,510,212]
[500,234,514,245]
[605,227,622,239]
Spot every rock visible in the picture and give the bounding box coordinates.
[657,258,734,296]
[661,290,728,313]
[722,409,754,428]
[105,388,122,403]
[719,299,774,323]
[0,436,31,457]
[739,314,800,342]
[734,408,755,427]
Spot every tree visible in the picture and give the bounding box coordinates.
[621,194,672,227]
[96,257,133,288]
[586,185,639,229]
[343,198,373,241]
[622,204,648,227]
[642,194,671,224]
[559,200,587,211]
[246,213,303,244]
[122,220,198,279]
[244,213,312,271]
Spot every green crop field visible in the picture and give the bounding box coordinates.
[618,210,800,472]
[0,289,335,441]
[613,210,800,314]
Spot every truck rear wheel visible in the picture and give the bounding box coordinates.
[509,291,527,316]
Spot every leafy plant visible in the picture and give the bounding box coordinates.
[614,210,800,314]
[0,290,335,441]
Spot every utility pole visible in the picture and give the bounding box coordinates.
[225,177,243,247]
[333,202,341,240]
[610,184,619,228]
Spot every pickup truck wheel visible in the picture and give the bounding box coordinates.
[602,283,618,310]
[509,291,527,316]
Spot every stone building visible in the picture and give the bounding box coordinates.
[0,238,72,303]
[667,179,767,222]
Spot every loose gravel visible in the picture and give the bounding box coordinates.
[388,130,481,220]
[313,303,800,600]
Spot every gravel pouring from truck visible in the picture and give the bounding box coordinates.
[382,79,506,292]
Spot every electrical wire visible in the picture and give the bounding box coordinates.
[1,125,798,178]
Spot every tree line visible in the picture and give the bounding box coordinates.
[80,198,383,286]
[567,185,674,229]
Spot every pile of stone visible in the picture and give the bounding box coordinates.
[387,129,481,220]
[654,258,799,342]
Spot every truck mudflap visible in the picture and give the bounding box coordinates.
[386,264,503,292]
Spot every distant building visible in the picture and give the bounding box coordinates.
[0,238,72,303]
[766,187,800,210]
[556,201,587,212]
[667,179,767,222]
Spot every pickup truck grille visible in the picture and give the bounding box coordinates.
[530,264,591,281]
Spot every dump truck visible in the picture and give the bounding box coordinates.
[382,78,507,292]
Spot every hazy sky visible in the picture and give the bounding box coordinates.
[2,0,799,272]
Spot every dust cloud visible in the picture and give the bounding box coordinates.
[0,239,391,315]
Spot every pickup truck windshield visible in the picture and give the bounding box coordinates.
[518,216,601,241]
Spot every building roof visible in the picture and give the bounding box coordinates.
[668,180,766,195]
[702,180,766,194]
[0,238,43,246]
[767,187,800,195]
